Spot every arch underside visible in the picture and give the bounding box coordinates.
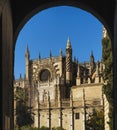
[12,1,114,129]
[11,0,114,46]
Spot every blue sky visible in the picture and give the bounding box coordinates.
[14,6,103,79]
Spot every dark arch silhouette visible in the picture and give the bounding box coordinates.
[12,1,114,46]
[0,0,115,130]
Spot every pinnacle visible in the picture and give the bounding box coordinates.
[66,36,71,49]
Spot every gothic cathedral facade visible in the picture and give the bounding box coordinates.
[14,37,105,130]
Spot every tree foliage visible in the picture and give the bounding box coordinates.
[52,127,66,130]
[15,87,34,128]
[38,126,50,130]
[20,125,39,130]
[102,35,113,129]
[17,126,66,130]
[86,109,104,130]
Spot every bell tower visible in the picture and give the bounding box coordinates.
[66,37,72,84]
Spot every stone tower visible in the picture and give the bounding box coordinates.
[66,37,72,85]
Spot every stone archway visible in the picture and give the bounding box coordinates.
[0,0,115,130]
[13,3,113,130]
[12,0,114,46]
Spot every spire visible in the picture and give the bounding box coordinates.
[66,36,72,84]
[90,50,95,74]
[20,73,22,80]
[25,44,30,58]
[66,36,72,49]
[26,44,29,54]
[59,48,62,56]
[50,50,52,58]
[91,50,93,57]
[38,52,41,60]
[25,44,30,80]
[90,50,94,63]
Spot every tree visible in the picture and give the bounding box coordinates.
[19,126,50,130]
[15,87,34,129]
[52,127,66,130]
[102,34,113,129]
[86,109,104,130]
[39,126,49,130]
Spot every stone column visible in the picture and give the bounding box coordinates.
[95,62,99,83]
[70,108,74,130]
[0,11,3,130]
[1,1,14,130]
[114,2,117,129]
[59,108,62,128]
[76,64,81,85]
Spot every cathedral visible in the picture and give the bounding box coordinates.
[14,37,105,130]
